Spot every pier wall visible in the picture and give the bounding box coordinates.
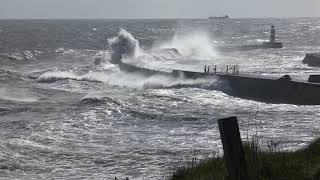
[176,69,320,105]
[119,61,320,105]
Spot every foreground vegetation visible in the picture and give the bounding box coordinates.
[171,138,320,180]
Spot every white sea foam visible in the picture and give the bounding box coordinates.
[105,28,181,72]
[38,70,218,90]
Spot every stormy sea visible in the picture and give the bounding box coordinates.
[0,18,320,179]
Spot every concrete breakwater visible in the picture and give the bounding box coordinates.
[119,61,320,105]
[177,69,320,105]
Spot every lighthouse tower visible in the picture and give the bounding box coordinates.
[270,25,275,43]
[262,25,283,48]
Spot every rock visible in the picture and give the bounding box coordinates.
[302,53,320,67]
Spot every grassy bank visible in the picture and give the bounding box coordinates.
[171,138,320,180]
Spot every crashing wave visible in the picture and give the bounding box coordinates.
[108,29,141,64]
[38,29,219,91]
[37,71,104,83]
[154,30,218,60]
[107,29,183,65]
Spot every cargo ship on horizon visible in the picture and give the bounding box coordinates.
[209,15,229,20]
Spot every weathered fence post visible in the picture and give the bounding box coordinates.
[218,116,248,180]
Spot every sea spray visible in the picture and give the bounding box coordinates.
[39,29,221,90]
[106,28,178,72]
[39,28,219,94]
[108,29,141,64]
[154,30,218,60]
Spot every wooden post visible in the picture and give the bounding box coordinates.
[218,117,248,180]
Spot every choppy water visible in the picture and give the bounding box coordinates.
[1,18,320,179]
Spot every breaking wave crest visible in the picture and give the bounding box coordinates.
[37,71,105,83]
[108,29,141,64]
[154,30,218,60]
[37,70,220,90]
[106,28,181,67]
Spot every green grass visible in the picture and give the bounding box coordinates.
[171,138,320,180]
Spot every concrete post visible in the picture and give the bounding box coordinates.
[218,117,248,180]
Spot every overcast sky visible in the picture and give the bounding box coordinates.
[0,0,319,19]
